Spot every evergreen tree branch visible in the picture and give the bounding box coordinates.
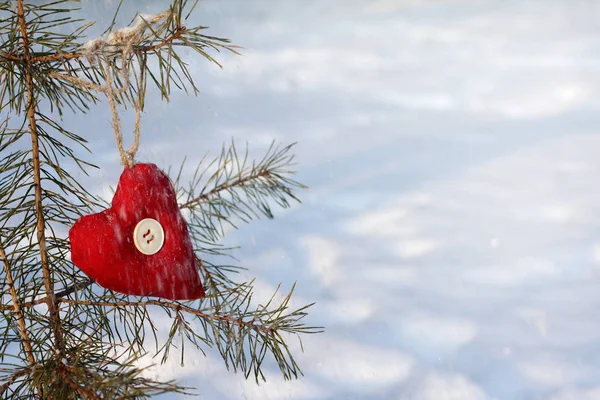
[55,361,192,399]
[179,169,271,209]
[59,280,321,383]
[0,245,35,366]
[180,141,306,245]
[0,366,33,397]
[15,0,64,358]
[54,278,93,300]
[1,26,188,65]
[0,278,91,312]
[0,1,319,394]
[59,299,278,335]
[59,370,102,400]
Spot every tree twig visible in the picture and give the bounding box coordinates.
[16,0,64,356]
[58,298,277,335]
[59,368,102,400]
[1,26,187,64]
[0,278,93,312]
[0,245,36,365]
[54,278,94,299]
[179,169,270,209]
[0,366,34,397]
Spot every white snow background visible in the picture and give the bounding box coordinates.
[56,0,600,399]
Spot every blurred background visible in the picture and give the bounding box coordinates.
[68,0,600,399]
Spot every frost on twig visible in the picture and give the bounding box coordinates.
[81,11,169,63]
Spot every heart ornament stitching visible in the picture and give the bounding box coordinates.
[69,163,205,300]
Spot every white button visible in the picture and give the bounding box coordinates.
[133,218,165,255]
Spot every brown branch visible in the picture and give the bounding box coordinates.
[136,26,187,54]
[179,169,270,209]
[58,298,276,335]
[60,364,158,400]
[54,278,94,299]
[0,279,93,312]
[1,51,82,64]
[1,27,187,65]
[59,369,102,400]
[0,366,34,396]
[0,246,36,366]
[16,0,64,355]
[198,258,219,293]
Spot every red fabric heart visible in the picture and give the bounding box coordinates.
[69,163,205,300]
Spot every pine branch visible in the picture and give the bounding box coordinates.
[0,24,224,64]
[0,245,35,366]
[15,0,64,359]
[180,169,271,209]
[59,299,274,334]
[180,141,306,245]
[0,279,93,312]
[0,366,33,397]
[54,278,93,299]
[60,370,103,400]
[59,283,322,383]
[0,0,320,395]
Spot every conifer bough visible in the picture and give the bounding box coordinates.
[0,0,321,397]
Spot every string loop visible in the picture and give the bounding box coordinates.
[49,12,168,168]
[101,43,142,168]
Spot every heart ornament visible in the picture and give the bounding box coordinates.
[69,163,205,300]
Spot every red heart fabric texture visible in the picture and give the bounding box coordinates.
[69,163,205,300]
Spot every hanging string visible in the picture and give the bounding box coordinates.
[102,44,141,168]
[48,11,168,168]
[49,46,141,168]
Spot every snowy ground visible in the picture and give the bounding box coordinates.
[66,0,600,399]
